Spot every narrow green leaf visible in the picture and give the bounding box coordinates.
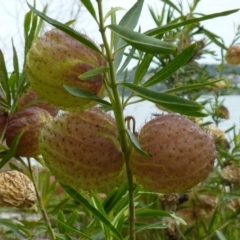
[143,44,197,87]
[11,40,19,81]
[103,182,128,214]
[63,85,111,107]
[64,234,73,240]
[0,50,10,102]
[109,24,176,54]
[80,0,97,21]
[91,191,111,239]
[114,0,144,70]
[27,2,102,54]
[79,67,109,80]
[0,219,31,238]
[134,54,153,85]
[165,79,222,94]
[51,216,93,240]
[60,184,123,240]
[103,7,125,23]
[117,47,136,75]
[25,13,38,55]
[34,5,48,38]
[161,0,182,14]
[58,211,66,234]
[48,198,70,215]
[200,28,227,50]
[65,211,78,229]
[126,129,151,159]
[0,129,26,169]
[115,213,125,234]
[119,82,205,116]
[24,10,32,39]
[135,208,171,218]
[134,221,166,234]
[114,0,144,49]
[91,191,107,217]
[146,9,239,36]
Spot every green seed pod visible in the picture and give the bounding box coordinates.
[130,114,216,193]
[40,107,124,190]
[26,29,106,111]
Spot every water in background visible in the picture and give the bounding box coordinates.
[123,95,240,132]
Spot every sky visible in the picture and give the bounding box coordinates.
[0,0,240,70]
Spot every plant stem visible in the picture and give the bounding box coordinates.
[96,1,136,239]
[27,158,56,240]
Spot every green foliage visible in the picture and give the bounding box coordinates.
[0,0,240,240]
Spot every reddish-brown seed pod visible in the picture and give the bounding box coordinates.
[130,114,216,193]
[26,29,106,111]
[17,87,58,117]
[5,106,52,157]
[40,107,124,190]
[0,105,8,139]
[225,45,240,65]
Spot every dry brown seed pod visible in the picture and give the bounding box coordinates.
[225,45,240,65]
[130,114,216,193]
[220,164,240,184]
[206,125,230,149]
[5,106,52,157]
[0,170,36,208]
[215,105,229,120]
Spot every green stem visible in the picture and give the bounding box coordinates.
[97,1,136,239]
[27,158,56,240]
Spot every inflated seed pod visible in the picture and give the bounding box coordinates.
[5,106,52,157]
[130,114,216,193]
[26,29,106,111]
[40,107,124,190]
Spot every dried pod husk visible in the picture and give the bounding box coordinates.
[17,87,58,117]
[227,198,240,212]
[130,114,216,193]
[5,106,52,157]
[206,78,226,91]
[176,194,218,227]
[207,125,230,149]
[40,107,124,190]
[215,105,229,119]
[220,164,240,184]
[225,45,240,65]
[0,170,36,208]
[26,29,106,111]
